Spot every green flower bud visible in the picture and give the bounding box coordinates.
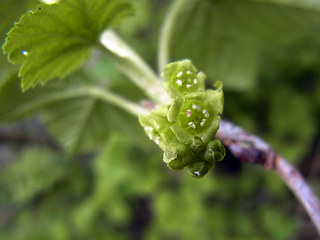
[204,139,226,163]
[163,142,192,170]
[191,137,206,154]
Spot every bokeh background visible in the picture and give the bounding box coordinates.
[0,0,320,239]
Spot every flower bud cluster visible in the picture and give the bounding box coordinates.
[139,60,225,178]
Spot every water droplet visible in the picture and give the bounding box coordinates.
[193,171,200,176]
[22,50,29,56]
[187,70,192,75]
[186,84,192,88]
[193,79,198,84]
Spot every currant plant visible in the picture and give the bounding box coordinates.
[140,60,225,177]
[1,0,315,180]
[1,0,225,178]
[2,0,320,238]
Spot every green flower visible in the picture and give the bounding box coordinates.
[139,106,173,150]
[162,59,205,97]
[169,88,223,145]
[139,60,225,178]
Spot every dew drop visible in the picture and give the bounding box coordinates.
[22,50,29,56]
[194,171,200,176]
[186,84,192,88]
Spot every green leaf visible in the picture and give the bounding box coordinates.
[41,96,145,153]
[0,0,38,77]
[2,0,133,90]
[0,74,145,153]
[169,0,320,90]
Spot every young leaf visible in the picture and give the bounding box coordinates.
[2,0,133,90]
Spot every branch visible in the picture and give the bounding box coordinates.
[99,30,170,105]
[216,119,320,235]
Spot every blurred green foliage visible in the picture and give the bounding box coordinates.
[0,135,297,240]
[2,0,133,90]
[0,0,319,239]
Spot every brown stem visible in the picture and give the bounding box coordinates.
[216,119,320,235]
